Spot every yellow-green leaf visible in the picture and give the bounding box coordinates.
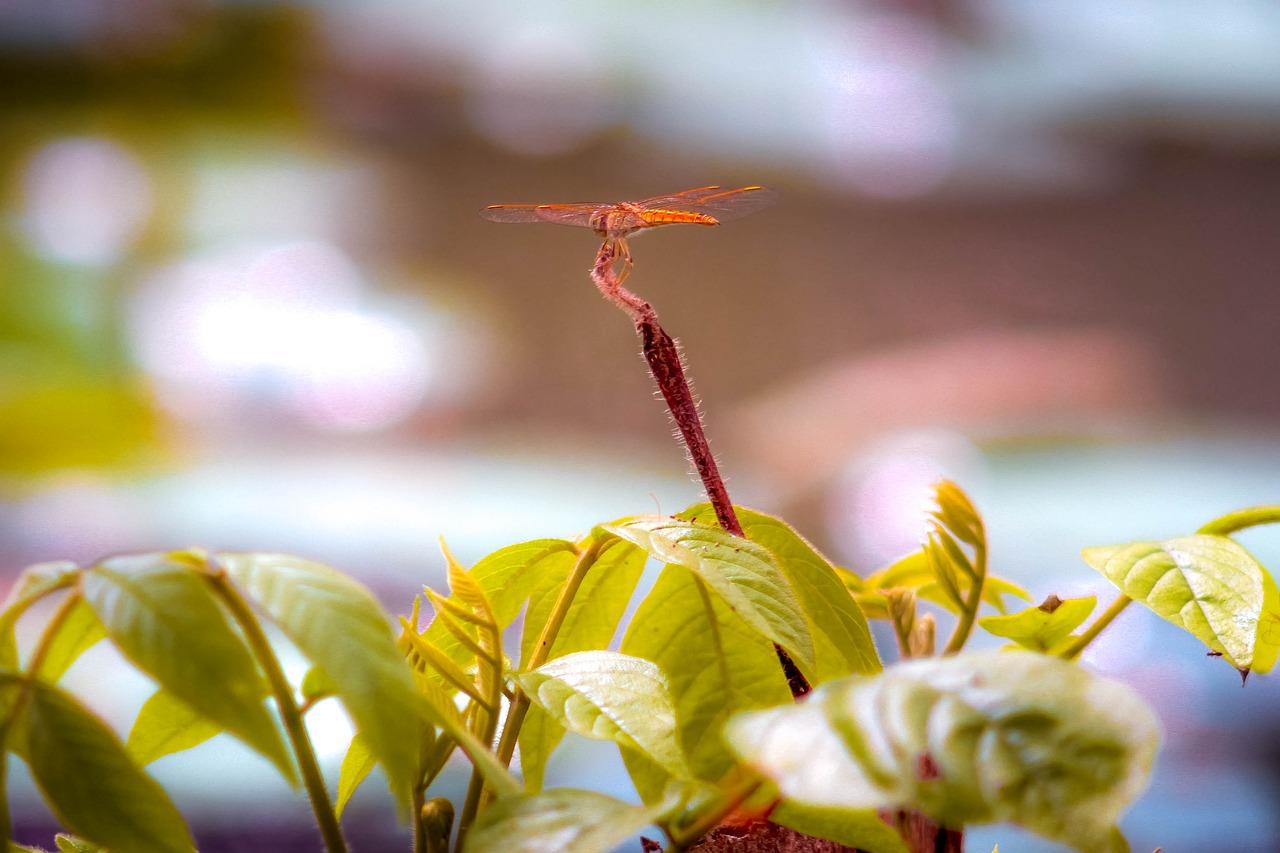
[84,553,294,784]
[127,688,221,766]
[515,650,689,779]
[336,733,377,820]
[10,675,196,852]
[606,516,815,677]
[464,788,669,853]
[1083,535,1280,674]
[979,596,1097,653]
[33,597,107,683]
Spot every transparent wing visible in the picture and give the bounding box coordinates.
[634,185,778,222]
[479,202,609,229]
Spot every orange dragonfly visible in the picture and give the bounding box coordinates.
[480,185,777,284]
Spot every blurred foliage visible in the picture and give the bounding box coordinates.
[0,5,314,478]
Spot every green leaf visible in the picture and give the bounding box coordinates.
[683,505,880,683]
[515,650,689,779]
[770,801,908,853]
[336,733,377,820]
[620,564,792,803]
[519,536,647,667]
[1083,535,1280,674]
[727,651,1159,853]
[0,561,80,671]
[463,788,668,853]
[83,553,294,784]
[219,552,427,799]
[127,688,222,766]
[33,597,107,683]
[53,836,105,853]
[515,536,647,788]
[430,548,504,743]
[9,674,195,852]
[607,516,815,676]
[979,596,1097,653]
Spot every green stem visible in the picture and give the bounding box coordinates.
[206,571,348,853]
[942,541,986,655]
[412,784,427,853]
[1198,505,1280,536]
[1060,594,1132,661]
[458,536,610,845]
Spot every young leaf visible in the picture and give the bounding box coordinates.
[32,597,107,683]
[82,553,294,784]
[127,688,222,766]
[682,504,881,682]
[463,788,668,853]
[606,516,815,676]
[979,595,1097,653]
[301,666,340,707]
[415,677,521,799]
[53,837,105,853]
[515,705,563,793]
[514,650,689,779]
[1083,535,1280,674]
[336,733,377,820]
[727,651,1159,853]
[9,674,196,852]
[219,552,426,799]
[620,564,792,803]
[422,540,578,680]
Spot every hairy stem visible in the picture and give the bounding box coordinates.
[205,569,348,853]
[590,241,811,699]
[1198,505,1280,536]
[1060,594,1133,661]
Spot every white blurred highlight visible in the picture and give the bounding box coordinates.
[19,136,152,265]
[129,240,440,433]
[825,429,985,569]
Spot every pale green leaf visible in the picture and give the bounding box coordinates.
[683,504,880,683]
[516,650,689,779]
[127,688,221,766]
[607,516,815,676]
[516,705,563,793]
[519,536,647,667]
[463,788,667,853]
[336,733,377,820]
[727,651,1159,853]
[415,677,521,798]
[83,553,294,784]
[301,666,340,705]
[770,802,908,853]
[33,597,107,683]
[620,564,792,804]
[9,674,196,852]
[219,552,425,799]
[1083,535,1280,674]
[979,596,1097,653]
[437,549,503,743]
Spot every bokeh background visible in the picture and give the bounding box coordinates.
[3,1,1280,850]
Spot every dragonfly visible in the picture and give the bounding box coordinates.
[480,185,778,284]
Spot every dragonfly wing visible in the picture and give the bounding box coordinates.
[480,202,604,228]
[635,185,778,222]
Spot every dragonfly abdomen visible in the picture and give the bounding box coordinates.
[639,209,719,227]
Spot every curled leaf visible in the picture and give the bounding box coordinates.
[727,651,1159,853]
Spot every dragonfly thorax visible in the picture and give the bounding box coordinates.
[590,204,650,238]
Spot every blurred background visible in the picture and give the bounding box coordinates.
[2,0,1279,849]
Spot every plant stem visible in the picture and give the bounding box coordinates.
[412,784,427,853]
[668,774,765,851]
[942,541,986,656]
[205,570,348,853]
[1197,505,1280,536]
[1060,594,1132,661]
[459,537,609,844]
[590,241,811,699]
